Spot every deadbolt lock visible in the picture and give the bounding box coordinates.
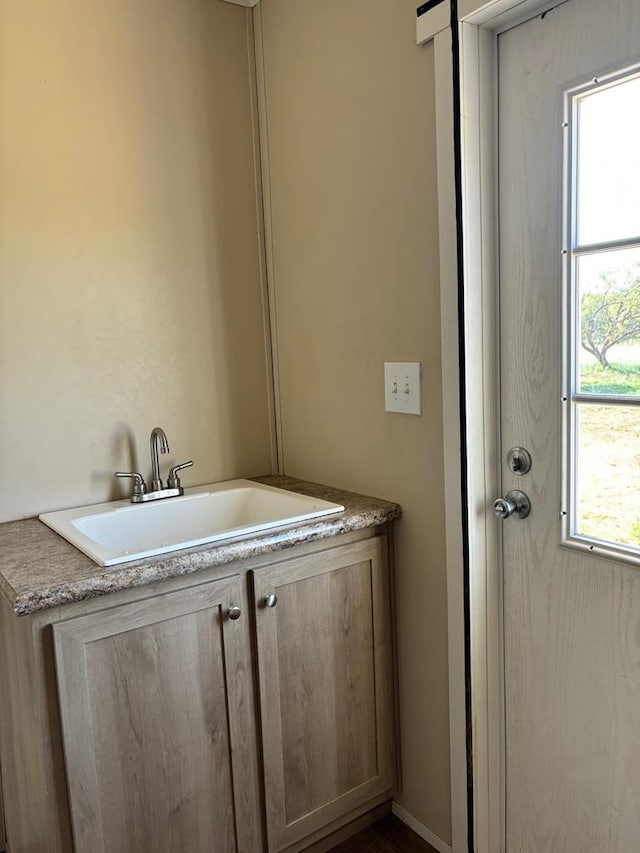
[506,446,532,475]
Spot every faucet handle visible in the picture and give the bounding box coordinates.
[114,471,147,497]
[167,461,193,490]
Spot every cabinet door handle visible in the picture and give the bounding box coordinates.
[227,605,242,620]
[263,594,278,608]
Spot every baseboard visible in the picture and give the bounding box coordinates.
[392,802,452,853]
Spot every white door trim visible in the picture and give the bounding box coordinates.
[432,22,469,853]
[420,1,563,851]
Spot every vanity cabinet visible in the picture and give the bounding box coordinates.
[0,766,5,853]
[0,526,397,853]
[52,575,261,853]
[252,537,395,853]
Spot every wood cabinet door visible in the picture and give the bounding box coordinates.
[53,576,262,853]
[252,536,395,853]
[0,761,5,853]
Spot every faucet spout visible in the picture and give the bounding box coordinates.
[150,427,169,491]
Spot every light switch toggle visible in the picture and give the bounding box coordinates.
[384,362,422,415]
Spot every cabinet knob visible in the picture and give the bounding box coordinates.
[264,594,278,608]
[227,605,242,621]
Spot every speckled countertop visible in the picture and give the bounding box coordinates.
[0,476,401,616]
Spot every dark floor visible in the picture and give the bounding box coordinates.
[326,815,438,853]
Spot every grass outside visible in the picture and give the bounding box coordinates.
[580,362,640,395]
[578,362,640,547]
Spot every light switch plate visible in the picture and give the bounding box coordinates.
[384,362,422,415]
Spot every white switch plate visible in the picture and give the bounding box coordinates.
[384,362,422,415]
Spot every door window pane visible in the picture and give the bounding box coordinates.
[576,404,640,549]
[577,75,640,245]
[578,247,640,395]
[565,66,640,561]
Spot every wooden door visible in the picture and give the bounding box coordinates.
[498,0,640,848]
[53,576,262,853]
[252,536,395,853]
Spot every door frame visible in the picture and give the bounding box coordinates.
[418,1,565,851]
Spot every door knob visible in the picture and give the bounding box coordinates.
[493,489,531,520]
[263,594,278,608]
[227,605,242,620]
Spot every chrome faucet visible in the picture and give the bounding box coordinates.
[114,427,193,503]
[150,426,169,491]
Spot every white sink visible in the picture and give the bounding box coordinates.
[39,480,344,568]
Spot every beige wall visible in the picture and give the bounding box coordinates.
[257,0,451,843]
[1,0,452,840]
[0,0,273,521]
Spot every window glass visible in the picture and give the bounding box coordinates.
[578,247,640,395]
[566,68,640,558]
[576,404,640,549]
[577,76,640,245]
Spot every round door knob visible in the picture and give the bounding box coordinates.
[494,497,516,519]
[264,594,278,608]
[228,605,242,620]
[493,489,531,520]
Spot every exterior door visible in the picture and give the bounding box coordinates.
[497,0,640,849]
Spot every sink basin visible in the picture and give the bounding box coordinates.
[39,480,344,568]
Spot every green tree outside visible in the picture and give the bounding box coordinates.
[581,265,640,369]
